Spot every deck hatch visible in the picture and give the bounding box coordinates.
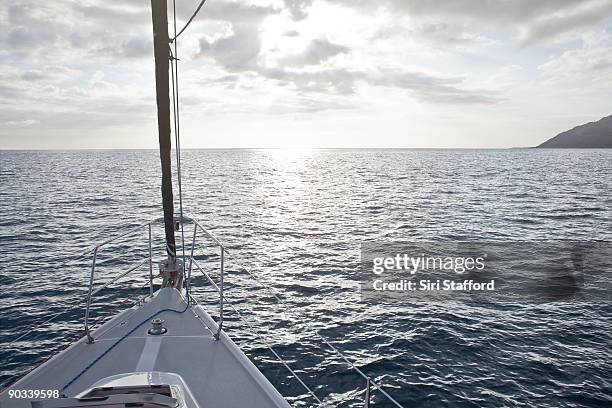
[83,385,172,398]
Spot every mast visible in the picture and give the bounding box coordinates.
[151,0,176,261]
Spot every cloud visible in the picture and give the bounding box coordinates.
[415,23,495,48]
[301,0,612,47]
[268,97,354,114]
[0,0,607,148]
[191,1,279,23]
[280,38,350,66]
[196,16,498,104]
[538,31,612,84]
[370,70,502,104]
[258,66,362,95]
[330,0,586,23]
[71,2,149,27]
[19,65,78,82]
[199,23,262,71]
[372,21,495,51]
[254,64,500,104]
[87,36,153,60]
[283,0,314,20]
[7,25,59,49]
[196,1,283,71]
[521,1,612,45]
[0,0,158,66]
[4,119,39,127]
[119,37,152,58]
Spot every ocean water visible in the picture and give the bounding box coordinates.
[0,149,611,407]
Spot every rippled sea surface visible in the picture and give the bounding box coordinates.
[1,149,611,407]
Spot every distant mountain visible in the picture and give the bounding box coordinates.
[537,115,612,148]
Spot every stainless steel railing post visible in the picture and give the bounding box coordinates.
[148,223,154,297]
[187,224,198,292]
[214,246,225,340]
[84,247,99,344]
[180,219,229,340]
[364,377,371,408]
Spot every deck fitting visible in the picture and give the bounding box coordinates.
[148,318,167,335]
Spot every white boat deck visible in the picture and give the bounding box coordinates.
[7,288,291,408]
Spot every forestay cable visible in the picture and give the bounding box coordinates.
[170,0,187,298]
[172,0,207,41]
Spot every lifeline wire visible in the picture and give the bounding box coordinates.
[229,259,405,408]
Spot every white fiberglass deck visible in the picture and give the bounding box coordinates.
[8,288,290,408]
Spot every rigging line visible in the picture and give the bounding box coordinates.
[5,281,152,392]
[6,301,84,347]
[7,265,155,347]
[170,58,188,298]
[189,268,327,407]
[229,260,404,408]
[171,0,207,40]
[169,50,185,300]
[224,298,327,407]
[171,0,187,299]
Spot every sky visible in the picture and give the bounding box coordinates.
[1,0,612,149]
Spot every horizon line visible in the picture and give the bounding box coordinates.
[0,146,536,151]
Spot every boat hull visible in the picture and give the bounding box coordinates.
[1,288,290,408]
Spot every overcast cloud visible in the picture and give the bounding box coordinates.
[0,0,611,148]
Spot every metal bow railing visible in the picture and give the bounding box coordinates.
[185,217,228,340]
[77,216,404,407]
[82,219,159,343]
